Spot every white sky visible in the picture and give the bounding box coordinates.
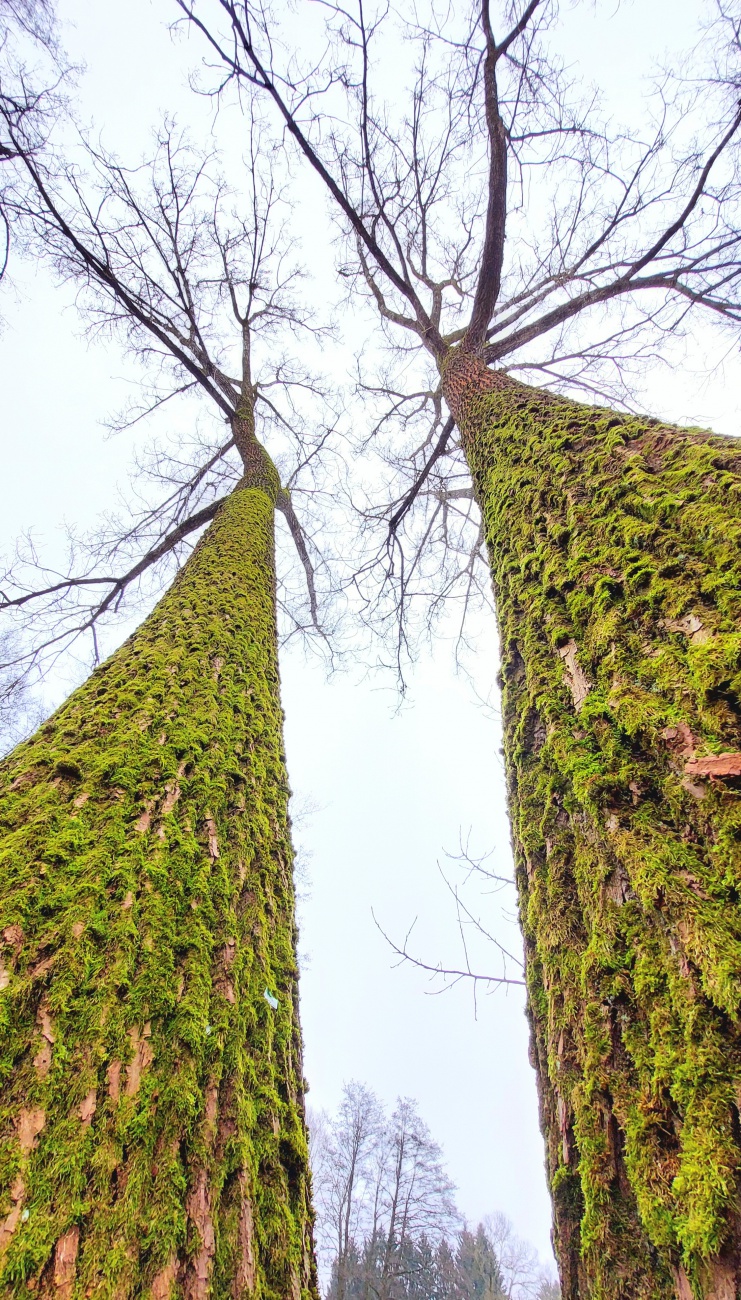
[2,0,740,1277]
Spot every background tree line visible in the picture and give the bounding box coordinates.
[310,1084,558,1300]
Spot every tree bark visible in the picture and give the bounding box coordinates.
[443,350,741,1300]
[0,484,318,1300]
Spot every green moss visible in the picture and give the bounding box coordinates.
[450,358,741,1298]
[0,487,318,1300]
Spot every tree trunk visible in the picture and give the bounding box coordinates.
[0,484,318,1300]
[443,351,741,1300]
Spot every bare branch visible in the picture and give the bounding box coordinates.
[372,910,525,993]
[276,488,322,631]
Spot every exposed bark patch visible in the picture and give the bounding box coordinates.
[52,1226,80,1299]
[3,923,23,953]
[557,640,592,711]
[161,780,181,816]
[0,958,9,990]
[125,1023,153,1098]
[684,752,741,778]
[673,1265,693,1300]
[8,769,41,792]
[707,1257,737,1300]
[33,1005,55,1077]
[0,1177,26,1256]
[205,1083,218,1132]
[79,1088,97,1126]
[217,939,237,1004]
[0,1111,46,1254]
[107,1059,122,1102]
[18,1107,45,1153]
[214,1085,237,1157]
[680,775,707,800]
[234,1176,256,1297]
[661,613,712,644]
[557,1092,574,1165]
[504,640,526,685]
[135,800,156,833]
[603,863,634,905]
[183,1170,215,1300]
[151,1254,180,1300]
[30,953,55,979]
[205,817,219,860]
[662,724,697,762]
[676,869,707,899]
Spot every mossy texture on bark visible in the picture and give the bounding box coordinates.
[445,355,741,1300]
[0,487,317,1300]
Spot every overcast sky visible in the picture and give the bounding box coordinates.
[2,0,741,1277]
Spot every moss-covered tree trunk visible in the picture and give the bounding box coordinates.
[0,481,317,1300]
[443,351,741,1300]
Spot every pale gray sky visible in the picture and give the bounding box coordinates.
[2,0,740,1276]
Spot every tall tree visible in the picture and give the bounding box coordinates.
[455,1226,506,1300]
[311,1083,385,1300]
[311,1084,460,1300]
[0,483,315,1300]
[368,1098,458,1300]
[0,115,330,688]
[174,3,741,1296]
[0,93,327,1300]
